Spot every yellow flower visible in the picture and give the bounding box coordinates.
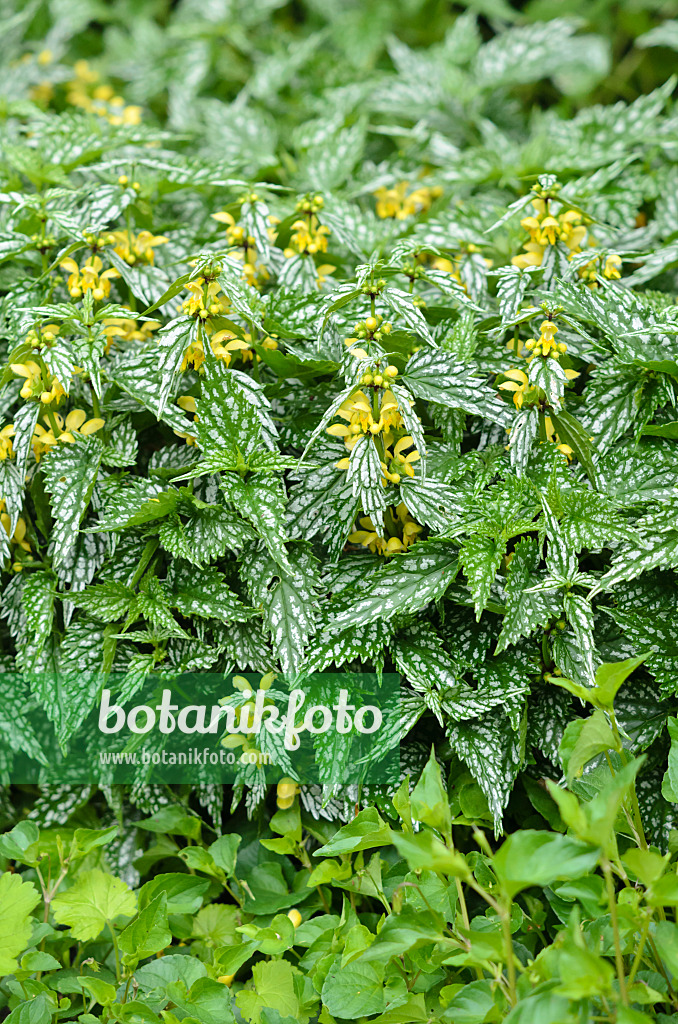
[181,336,205,372]
[108,230,168,266]
[328,389,415,463]
[374,182,441,219]
[287,909,302,928]
[276,778,300,810]
[544,417,574,460]
[0,424,15,459]
[383,435,421,481]
[210,331,254,366]
[11,360,41,400]
[603,254,622,280]
[181,278,230,321]
[558,210,587,251]
[102,316,158,350]
[511,243,544,269]
[499,368,530,409]
[11,362,65,405]
[537,216,560,246]
[1,513,30,553]
[173,396,198,446]
[349,503,423,555]
[60,255,119,300]
[32,409,104,460]
[284,220,330,258]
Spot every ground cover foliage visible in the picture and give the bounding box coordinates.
[3,0,678,1019]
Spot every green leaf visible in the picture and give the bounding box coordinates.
[220,473,291,572]
[150,315,195,415]
[51,869,137,942]
[236,960,306,1024]
[314,808,393,856]
[549,409,599,487]
[91,481,179,532]
[449,708,525,832]
[563,593,597,683]
[559,709,618,783]
[459,535,505,621]
[0,873,41,975]
[391,829,470,877]
[31,618,114,745]
[403,349,510,426]
[493,830,600,899]
[168,976,236,1024]
[168,562,254,625]
[138,874,209,916]
[321,960,385,1019]
[196,359,269,460]
[328,542,458,631]
[496,538,561,653]
[42,436,103,567]
[662,717,678,803]
[119,893,171,966]
[346,434,387,531]
[68,581,135,622]
[410,747,452,836]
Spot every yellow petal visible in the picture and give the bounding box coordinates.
[80,418,104,435]
[65,409,87,431]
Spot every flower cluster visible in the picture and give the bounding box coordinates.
[349,503,423,555]
[11,361,65,405]
[65,60,142,125]
[344,315,392,359]
[32,409,105,460]
[60,255,120,300]
[512,198,623,286]
[108,230,168,266]
[374,181,442,219]
[181,277,231,322]
[525,319,568,360]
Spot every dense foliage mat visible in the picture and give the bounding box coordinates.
[3,0,678,1020]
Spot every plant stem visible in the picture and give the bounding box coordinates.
[107,921,121,983]
[603,859,628,1005]
[45,404,61,437]
[627,910,652,988]
[500,900,517,1006]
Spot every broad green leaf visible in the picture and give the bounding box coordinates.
[0,873,41,975]
[314,808,392,856]
[119,893,171,965]
[493,830,600,899]
[51,869,137,942]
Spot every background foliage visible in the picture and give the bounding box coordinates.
[2,0,678,1020]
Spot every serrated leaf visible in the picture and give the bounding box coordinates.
[328,543,458,631]
[449,707,525,833]
[346,434,387,533]
[168,562,253,625]
[42,437,103,568]
[219,473,291,572]
[403,349,510,426]
[460,535,506,621]
[496,538,561,653]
